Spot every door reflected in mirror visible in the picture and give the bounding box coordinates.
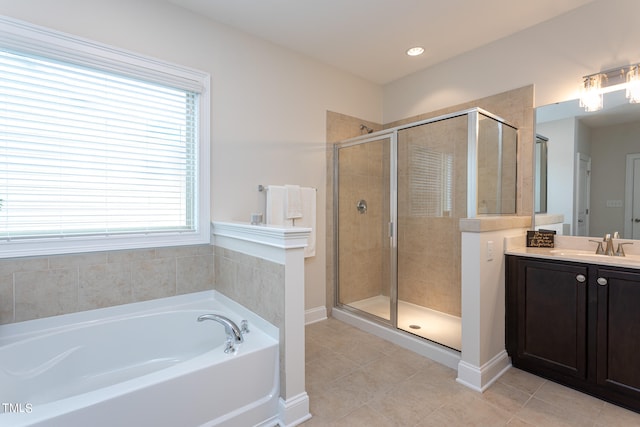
[535,90,640,239]
[534,135,548,214]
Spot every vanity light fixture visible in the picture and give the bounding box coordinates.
[579,74,603,112]
[579,62,640,111]
[406,46,424,57]
[626,64,640,103]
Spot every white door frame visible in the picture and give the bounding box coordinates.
[574,152,591,236]
[624,153,640,238]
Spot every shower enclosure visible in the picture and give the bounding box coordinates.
[334,108,517,351]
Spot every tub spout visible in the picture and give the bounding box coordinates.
[197,314,244,353]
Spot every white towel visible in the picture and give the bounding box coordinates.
[265,185,315,257]
[297,186,316,258]
[285,184,303,219]
[265,185,293,226]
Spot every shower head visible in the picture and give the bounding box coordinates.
[360,124,373,134]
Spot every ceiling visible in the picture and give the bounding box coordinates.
[165,0,596,84]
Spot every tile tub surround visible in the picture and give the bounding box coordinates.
[211,221,312,426]
[0,245,214,325]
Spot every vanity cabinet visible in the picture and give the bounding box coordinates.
[506,255,640,412]
[594,267,640,407]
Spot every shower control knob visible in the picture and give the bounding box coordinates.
[356,199,367,214]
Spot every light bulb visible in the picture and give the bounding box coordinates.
[626,66,640,103]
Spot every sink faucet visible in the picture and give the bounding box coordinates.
[197,314,244,353]
[604,233,615,256]
[590,232,622,256]
[591,232,634,257]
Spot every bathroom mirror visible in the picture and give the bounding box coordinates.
[535,90,640,239]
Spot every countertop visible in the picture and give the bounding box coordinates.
[504,235,640,270]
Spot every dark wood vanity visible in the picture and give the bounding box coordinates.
[506,254,640,413]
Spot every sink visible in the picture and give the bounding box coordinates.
[548,249,640,264]
[549,249,605,257]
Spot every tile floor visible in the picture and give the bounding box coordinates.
[303,317,640,426]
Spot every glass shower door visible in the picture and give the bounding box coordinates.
[336,135,392,322]
[396,116,467,350]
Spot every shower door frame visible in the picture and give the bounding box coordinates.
[333,108,515,339]
[333,131,399,328]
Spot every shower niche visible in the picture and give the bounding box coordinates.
[334,108,517,351]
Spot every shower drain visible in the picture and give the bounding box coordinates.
[409,324,421,330]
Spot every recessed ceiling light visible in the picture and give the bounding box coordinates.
[406,46,424,57]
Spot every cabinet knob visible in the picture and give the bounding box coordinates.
[576,274,586,283]
[597,277,608,286]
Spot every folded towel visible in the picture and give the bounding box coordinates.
[285,184,303,219]
[264,184,316,257]
[265,185,293,226]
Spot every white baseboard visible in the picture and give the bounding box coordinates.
[305,305,327,325]
[456,350,511,392]
[278,393,311,427]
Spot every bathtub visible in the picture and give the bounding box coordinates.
[0,291,280,427]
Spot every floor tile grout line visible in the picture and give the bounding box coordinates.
[305,319,640,426]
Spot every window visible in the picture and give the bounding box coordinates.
[409,144,453,217]
[0,17,210,258]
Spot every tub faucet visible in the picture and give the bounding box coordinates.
[197,314,244,353]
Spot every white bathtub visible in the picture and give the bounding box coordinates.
[0,291,280,427]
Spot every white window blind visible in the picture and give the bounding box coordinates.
[0,17,210,257]
[409,144,453,217]
[0,49,197,238]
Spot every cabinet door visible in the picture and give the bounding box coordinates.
[596,267,640,404]
[509,257,588,380]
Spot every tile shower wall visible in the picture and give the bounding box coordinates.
[326,112,383,314]
[477,117,518,215]
[385,85,535,217]
[397,116,468,317]
[327,85,534,317]
[337,140,390,305]
[0,245,214,325]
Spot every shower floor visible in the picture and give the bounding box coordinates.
[347,295,461,351]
